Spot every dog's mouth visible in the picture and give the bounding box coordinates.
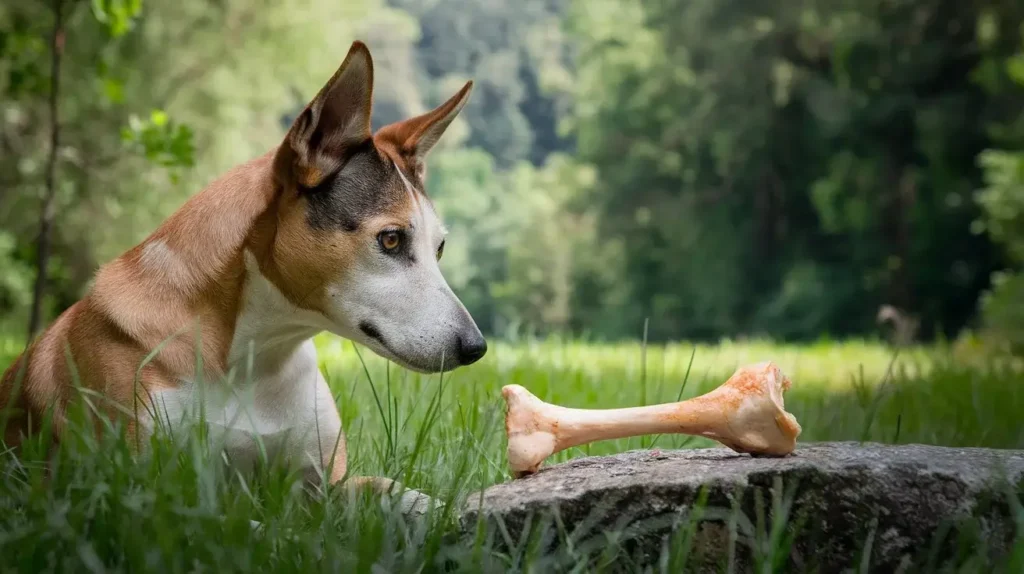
[355,320,451,374]
[358,320,385,343]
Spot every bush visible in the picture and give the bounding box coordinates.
[976,150,1024,353]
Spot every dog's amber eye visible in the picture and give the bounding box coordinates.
[436,240,445,261]
[378,230,401,252]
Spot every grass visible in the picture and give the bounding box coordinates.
[0,333,1022,571]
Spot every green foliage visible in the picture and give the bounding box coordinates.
[0,232,33,311]
[91,0,143,37]
[492,156,596,332]
[0,0,417,317]
[980,271,1024,353]
[2,0,1024,344]
[427,148,505,332]
[977,151,1024,263]
[430,149,608,336]
[974,18,1024,353]
[121,109,195,173]
[564,0,1024,342]
[393,0,573,167]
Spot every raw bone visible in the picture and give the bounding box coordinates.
[502,361,801,477]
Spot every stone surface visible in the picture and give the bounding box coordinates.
[462,442,1024,571]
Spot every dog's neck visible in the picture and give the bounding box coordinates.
[90,150,318,381]
[225,249,329,375]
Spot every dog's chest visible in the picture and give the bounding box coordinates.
[146,254,341,466]
[150,341,324,436]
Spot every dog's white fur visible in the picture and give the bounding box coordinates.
[149,250,339,479]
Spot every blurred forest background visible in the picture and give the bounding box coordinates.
[1,0,1023,349]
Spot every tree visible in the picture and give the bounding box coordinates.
[392,0,574,167]
[2,0,419,329]
[975,4,1024,352]
[26,0,64,340]
[564,0,1022,341]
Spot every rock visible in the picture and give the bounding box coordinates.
[461,442,1024,571]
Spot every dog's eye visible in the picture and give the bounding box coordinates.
[436,240,445,261]
[378,230,402,252]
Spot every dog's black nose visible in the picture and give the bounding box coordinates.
[457,331,488,365]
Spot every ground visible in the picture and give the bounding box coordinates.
[0,334,1021,571]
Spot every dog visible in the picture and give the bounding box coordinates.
[0,41,486,511]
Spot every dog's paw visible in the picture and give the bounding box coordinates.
[396,488,441,517]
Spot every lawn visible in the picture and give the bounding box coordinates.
[1,334,1022,571]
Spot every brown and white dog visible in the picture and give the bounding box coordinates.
[0,42,486,510]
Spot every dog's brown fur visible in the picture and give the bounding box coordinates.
[1,42,475,496]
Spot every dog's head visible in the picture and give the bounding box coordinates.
[267,41,485,373]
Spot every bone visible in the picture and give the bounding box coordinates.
[503,361,802,477]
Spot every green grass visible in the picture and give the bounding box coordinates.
[1,334,1022,571]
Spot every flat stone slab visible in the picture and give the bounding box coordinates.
[462,442,1024,571]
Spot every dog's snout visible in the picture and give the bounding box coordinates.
[456,329,487,365]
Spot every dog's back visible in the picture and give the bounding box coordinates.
[0,153,278,447]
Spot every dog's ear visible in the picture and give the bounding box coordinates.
[283,41,374,188]
[375,81,473,175]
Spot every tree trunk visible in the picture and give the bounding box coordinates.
[881,156,915,316]
[27,0,65,342]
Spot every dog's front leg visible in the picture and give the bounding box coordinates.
[343,476,435,516]
[310,376,436,516]
[321,435,437,516]
[321,435,436,516]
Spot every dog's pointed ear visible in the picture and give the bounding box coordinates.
[375,81,473,173]
[283,41,374,188]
